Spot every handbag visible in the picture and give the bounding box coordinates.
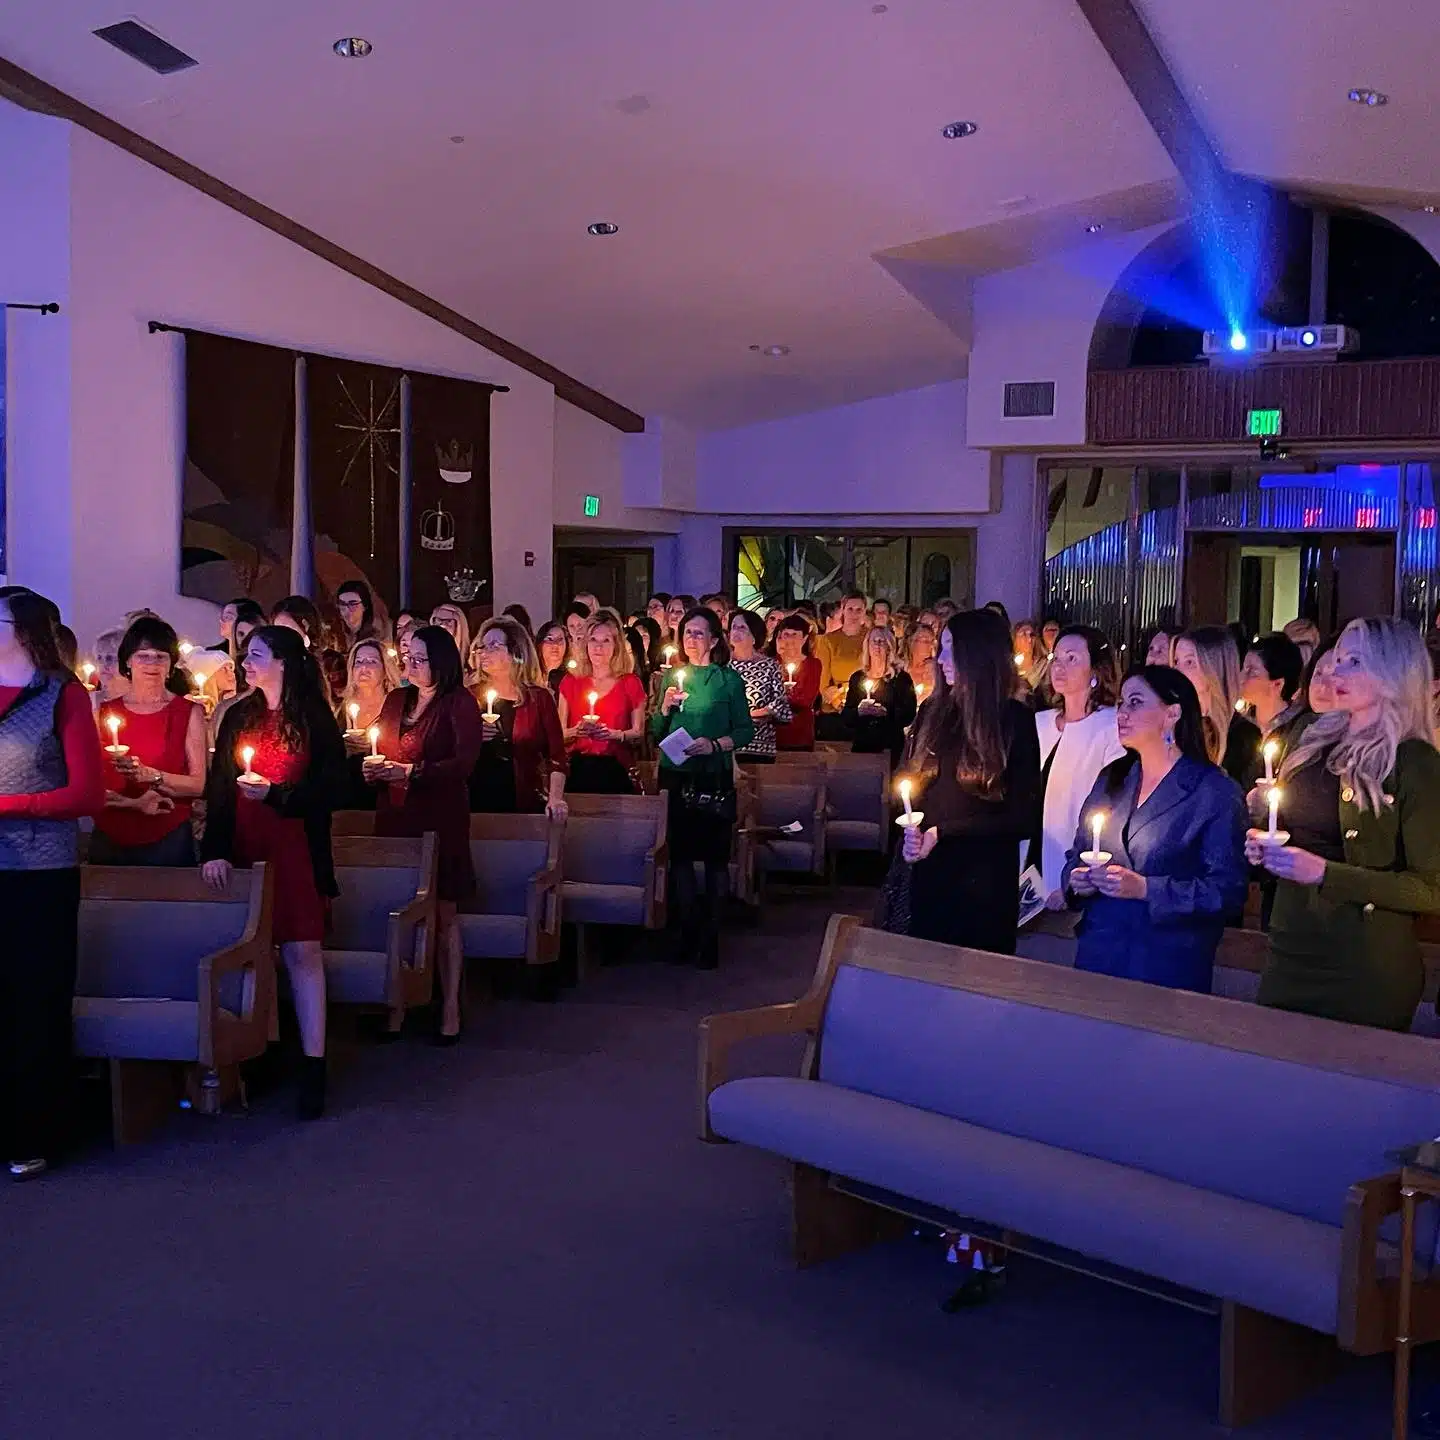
[873,845,913,935]
[677,777,738,824]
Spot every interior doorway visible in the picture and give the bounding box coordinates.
[1186,532,1396,635]
[553,546,653,619]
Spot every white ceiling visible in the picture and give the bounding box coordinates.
[0,1,1434,427]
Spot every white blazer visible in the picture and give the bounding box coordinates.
[1034,706,1125,897]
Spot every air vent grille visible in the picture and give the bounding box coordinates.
[93,21,197,76]
[1003,380,1055,418]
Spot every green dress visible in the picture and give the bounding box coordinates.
[1258,738,1440,1031]
[648,664,754,779]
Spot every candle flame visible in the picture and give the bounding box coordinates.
[1263,740,1279,762]
[367,726,380,743]
[241,745,254,768]
[178,642,193,656]
[106,714,121,740]
[347,702,360,724]
[486,689,497,708]
[588,691,599,708]
[81,662,95,680]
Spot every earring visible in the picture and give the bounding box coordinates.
[1163,728,1175,749]
[1090,677,1097,689]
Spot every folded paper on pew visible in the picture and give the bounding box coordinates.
[659,727,696,766]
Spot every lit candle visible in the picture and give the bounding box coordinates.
[104,713,126,755]
[663,646,677,664]
[900,779,913,820]
[193,671,208,699]
[915,682,925,703]
[368,725,381,758]
[81,661,95,688]
[863,679,875,700]
[386,646,398,659]
[1268,786,1282,839]
[179,641,193,657]
[567,658,578,671]
[1014,653,1025,669]
[1091,811,1104,856]
[1262,740,1278,785]
[483,688,498,722]
[785,661,796,686]
[241,745,254,777]
[347,702,360,731]
[675,669,688,709]
[586,690,600,721]
[1235,698,1248,714]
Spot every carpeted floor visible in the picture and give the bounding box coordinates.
[0,886,1411,1438]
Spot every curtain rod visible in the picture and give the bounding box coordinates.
[5,302,60,314]
[146,320,510,390]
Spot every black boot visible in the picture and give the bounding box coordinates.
[297,1055,327,1121]
[693,894,719,970]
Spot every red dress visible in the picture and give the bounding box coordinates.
[232,709,326,943]
[773,655,822,750]
[558,671,647,764]
[95,696,194,848]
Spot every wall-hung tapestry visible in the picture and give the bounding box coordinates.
[181,332,296,609]
[308,354,405,613]
[408,372,494,615]
[180,328,497,614]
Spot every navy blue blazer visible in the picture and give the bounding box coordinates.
[1061,753,1247,993]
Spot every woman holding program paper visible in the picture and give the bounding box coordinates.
[1062,666,1247,993]
[1250,618,1440,1031]
[650,607,754,969]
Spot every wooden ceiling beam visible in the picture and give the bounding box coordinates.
[0,55,647,434]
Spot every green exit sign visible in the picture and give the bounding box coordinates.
[583,494,601,518]
[1247,409,1283,438]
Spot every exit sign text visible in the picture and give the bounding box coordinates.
[1247,409,1283,438]
[583,494,600,518]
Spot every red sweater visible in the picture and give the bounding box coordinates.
[0,680,106,818]
[773,655,822,751]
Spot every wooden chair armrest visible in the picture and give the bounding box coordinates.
[197,937,275,1069]
[698,999,822,1141]
[527,869,563,964]
[1338,1172,1403,1353]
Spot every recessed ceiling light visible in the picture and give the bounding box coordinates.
[749,344,791,358]
[872,3,889,12]
[449,135,465,144]
[942,121,978,139]
[333,37,372,58]
[1347,87,1388,107]
[1085,223,1104,234]
[616,94,651,115]
[587,221,619,236]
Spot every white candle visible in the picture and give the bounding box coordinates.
[1268,786,1281,838]
[104,714,123,752]
[81,662,95,687]
[785,661,796,686]
[178,641,193,657]
[241,745,254,777]
[863,679,875,699]
[900,778,913,820]
[1014,653,1025,669]
[586,690,600,721]
[567,658,578,671]
[915,683,925,703]
[1262,740,1278,785]
[1235,698,1248,713]
[347,702,360,730]
[675,669,688,709]
[484,688,498,721]
[193,672,207,694]
[368,725,381,758]
[1091,811,1104,856]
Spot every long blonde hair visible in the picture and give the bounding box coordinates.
[475,616,544,690]
[577,607,635,678]
[862,625,900,679]
[1180,626,1242,762]
[341,638,400,713]
[1282,617,1435,813]
[430,604,473,680]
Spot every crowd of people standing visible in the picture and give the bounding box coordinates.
[3,572,1440,1182]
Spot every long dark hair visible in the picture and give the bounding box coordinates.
[0,587,67,676]
[405,624,464,703]
[1053,624,1120,711]
[678,606,730,667]
[908,609,1012,797]
[119,615,191,697]
[231,624,326,749]
[502,602,534,634]
[336,579,377,638]
[1122,665,1209,764]
[273,595,322,646]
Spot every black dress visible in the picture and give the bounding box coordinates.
[1222,715,1263,790]
[906,699,1042,954]
[841,671,917,764]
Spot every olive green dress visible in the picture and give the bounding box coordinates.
[1258,738,1440,1031]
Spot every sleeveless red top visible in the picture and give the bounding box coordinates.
[96,695,195,847]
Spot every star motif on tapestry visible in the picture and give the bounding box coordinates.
[335,375,401,559]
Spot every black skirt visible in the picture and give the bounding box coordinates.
[907,835,1019,955]
[567,753,636,795]
[660,767,736,865]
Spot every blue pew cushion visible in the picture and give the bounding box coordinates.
[322,948,389,1005]
[710,1075,1342,1334]
[468,840,548,916]
[77,900,249,1001]
[456,912,528,959]
[563,820,656,886]
[328,865,422,952]
[72,997,224,1062]
[560,880,644,927]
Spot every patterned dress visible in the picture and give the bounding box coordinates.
[730,656,793,759]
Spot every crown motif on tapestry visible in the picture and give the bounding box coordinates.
[419,500,456,551]
[436,439,474,485]
[444,568,486,604]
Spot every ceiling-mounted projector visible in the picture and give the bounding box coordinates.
[1274,324,1358,356]
[1202,328,1275,358]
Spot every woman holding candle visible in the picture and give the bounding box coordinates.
[1240,634,1308,749]
[93,617,207,865]
[651,607,754,968]
[1249,618,1440,1031]
[202,626,346,1119]
[896,610,1040,954]
[536,619,572,694]
[367,626,485,1043]
[1174,626,1262,788]
[0,588,105,1179]
[840,626,916,764]
[728,609,792,763]
[558,609,648,792]
[1062,666,1247,991]
[769,615,822,753]
[467,617,569,818]
[336,639,400,810]
[904,622,938,705]
[1033,626,1125,907]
